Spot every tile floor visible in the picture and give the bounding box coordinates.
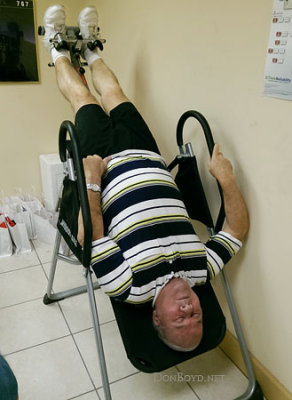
[0,239,250,400]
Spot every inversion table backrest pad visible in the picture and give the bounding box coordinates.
[110,282,226,373]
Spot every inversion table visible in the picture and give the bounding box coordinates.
[43,111,264,400]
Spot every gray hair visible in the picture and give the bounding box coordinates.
[152,322,201,352]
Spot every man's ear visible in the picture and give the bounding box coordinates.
[152,309,161,327]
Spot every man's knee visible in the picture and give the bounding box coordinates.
[102,86,129,114]
[73,92,100,114]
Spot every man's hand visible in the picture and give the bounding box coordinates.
[208,144,235,188]
[208,144,249,241]
[83,155,111,185]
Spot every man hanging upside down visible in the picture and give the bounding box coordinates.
[42,5,249,352]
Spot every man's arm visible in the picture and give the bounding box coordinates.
[77,155,110,246]
[208,144,249,241]
[77,154,133,301]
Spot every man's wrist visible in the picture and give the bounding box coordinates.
[85,175,101,183]
[217,174,237,190]
[86,183,101,193]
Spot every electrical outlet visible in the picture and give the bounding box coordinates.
[284,0,292,10]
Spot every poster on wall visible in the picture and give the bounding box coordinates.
[0,0,39,82]
[264,0,292,100]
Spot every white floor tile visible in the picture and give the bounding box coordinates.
[43,260,90,292]
[59,291,115,334]
[42,257,115,333]
[98,368,198,400]
[6,336,94,400]
[0,249,40,273]
[72,391,99,399]
[0,299,69,355]
[0,265,48,308]
[32,239,54,264]
[73,321,137,388]
[177,348,248,400]
[32,238,74,264]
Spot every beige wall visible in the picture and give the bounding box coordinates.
[1,0,291,395]
[97,0,292,392]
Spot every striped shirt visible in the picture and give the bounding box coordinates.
[91,149,242,305]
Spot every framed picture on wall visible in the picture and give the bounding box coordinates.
[0,0,39,82]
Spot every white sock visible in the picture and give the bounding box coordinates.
[84,47,101,67]
[51,47,71,64]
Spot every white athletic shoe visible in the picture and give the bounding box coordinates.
[43,4,66,51]
[78,6,99,39]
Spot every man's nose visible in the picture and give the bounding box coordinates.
[180,301,193,314]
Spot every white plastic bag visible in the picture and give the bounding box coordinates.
[20,206,36,240]
[5,216,31,254]
[33,208,58,245]
[1,194,42,242]
[0,193,62,251]
[12,204,36,240]
[0,214,13,258]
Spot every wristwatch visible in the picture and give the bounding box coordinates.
[86,183,101,193]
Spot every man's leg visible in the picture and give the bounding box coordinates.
[78,7,129,114]
[54,56,99,114]
[43,5,159,156]
[89,59,130,115]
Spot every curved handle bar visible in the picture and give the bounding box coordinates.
[176,111,225,232]
[59,120,92,268]
[176,110,214,156]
